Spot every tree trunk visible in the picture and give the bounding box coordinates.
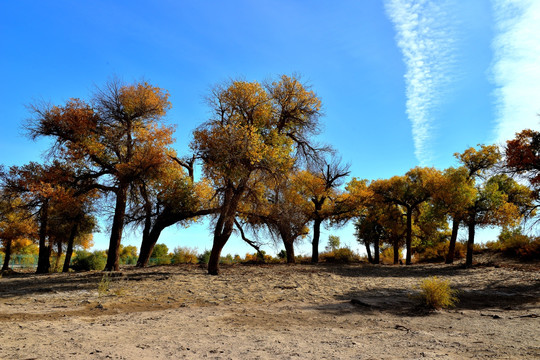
[208,232,229,275]
[36,199,50,274]
[54,241,63,272]
[63,223,78,272]
[374,237,380,264]
[365,241,373,264]
[105,184,128,271]
[311,218,322,263]
[2,239,12,271]
[393,236,400,265]
[208,188,242,275]
[136,222,166,267]
[283,239,296,264]
[405,207,413,265]
[445,217,460,264]
[465,220,476,268]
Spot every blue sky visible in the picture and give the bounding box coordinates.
[1,0,539,257]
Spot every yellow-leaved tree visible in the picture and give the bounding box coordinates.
[192,75,324,275]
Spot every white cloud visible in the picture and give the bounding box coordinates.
[491,0,540,144]
[384,0,457,165]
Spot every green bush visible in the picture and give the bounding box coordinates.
[416,276,459,310]
[220,253,235,265]
[149,244,171,265]
[72,250,107,271]
[198,250,211,264]
[320,247,359,263]
[119,245,138,265]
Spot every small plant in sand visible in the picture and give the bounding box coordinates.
[98,272,129,297]
[98,272,112,297]
[416,276,458,310]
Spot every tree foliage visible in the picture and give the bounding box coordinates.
[27,79,173,271]
[192,75,324,274]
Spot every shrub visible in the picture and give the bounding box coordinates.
[72,250,107,271]
[485,240,501,251]
[515,238,540,260]
[98,272,112,296]
[380,247,403,264]
[149,243,171,265]
[171,247,198,264]
[416,276,458,310]
[295,254,311,263]
[151,244,169,258]
[198,250,211,264]
[417,241,466,263]
[243,252,268,263]
[119,245,138,265]
[486,227,540,260]
[220,253,234,265]
[320,247,359,263]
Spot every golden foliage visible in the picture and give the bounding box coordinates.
[415,276,459,310]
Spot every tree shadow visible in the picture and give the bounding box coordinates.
[313,262,471,279]
[310,279,540,317]
[0,265,192,298]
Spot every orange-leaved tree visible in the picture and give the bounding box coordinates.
[27,80,173,271]
[505,129,540,188]
[1,161,83,273]
[504,128,540,218]
[0,194,37,271]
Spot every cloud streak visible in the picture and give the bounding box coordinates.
[384,0,456,165]
[491,0,540,144]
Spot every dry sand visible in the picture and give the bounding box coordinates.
[0,257,539,359]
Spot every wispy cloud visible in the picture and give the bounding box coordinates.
[491,0,540,144]
[384,0,457,166]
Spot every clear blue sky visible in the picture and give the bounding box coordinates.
[1,0,539,257]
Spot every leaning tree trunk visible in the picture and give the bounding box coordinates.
[137,222,167,267]
[1,239,12,271]
[208,213,235,275]
[374,237,380,264]
[405,207,413,265]
[365,241,373,264]
[465,219,476,268]
[63,223,78,272]
[105,184,128,271]
[445,217,460,264]
[208,231,231,275]
[208,188,242,275]
[311,218,322,263]
[36,199,50,274]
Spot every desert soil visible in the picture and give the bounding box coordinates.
[0,257,539,359]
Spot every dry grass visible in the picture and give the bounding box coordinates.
[415,276,459,309]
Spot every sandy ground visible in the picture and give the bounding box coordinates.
[0,257,539,359]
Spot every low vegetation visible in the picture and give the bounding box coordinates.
[415,276,459,310]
